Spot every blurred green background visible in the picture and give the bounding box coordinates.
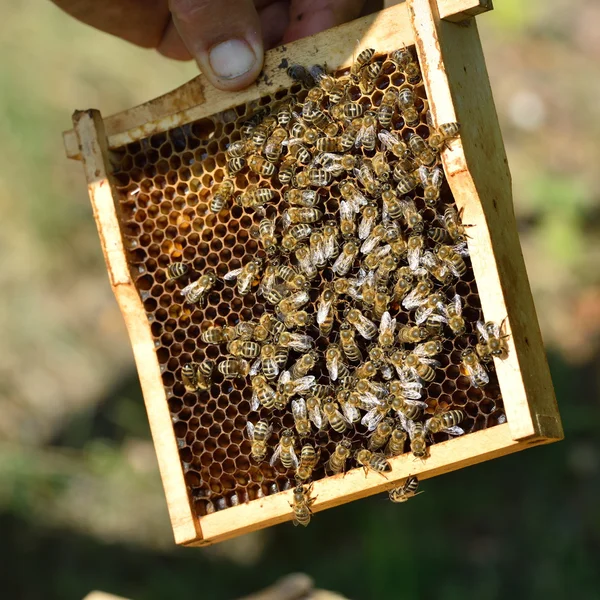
[1,1,600,599]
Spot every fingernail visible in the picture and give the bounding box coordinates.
[208,39,256,80]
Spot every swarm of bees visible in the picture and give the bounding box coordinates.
[168,47,509,525]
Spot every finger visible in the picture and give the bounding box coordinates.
[169,0,264,91]
[258,0,290,49]
[157,18,193,60]
[283,0,366,43]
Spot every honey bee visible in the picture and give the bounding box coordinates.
[290,483,315,527]
[360,223,387,255]
[289,350,318,380]
[227,156,246,175]
[237,185,277,209]
[281,310,312,330]
[434,242,468,277]
[339,180,368,213]
[294,244,318,280]
[210,179,235,213]
[355,113,378,151]
[338,122,361,151]
[315,136,341,152]
[306,167,332,187]
[228,339,261,359]
[345,308,378,340]
[339,200,357,239]
[328,439,353,474]
[380,188,402,222]
[476,320,509,360]
[355,449,391,476]
[396,171,420,195]
[355,360,377,380]
[377,89,397,128]
[276,101,293,127]
[378,129,409,159]
[251,116,276,149]
[351,47,375,78]
[251,217,277,256]
[200,324,226,344]
[317,152,357,175]
[286,207,324,225]
[247,419,272,462]
[316,285,336,336]
[323,344,346,382]
[372,151,391,181]
[392,267,414,303]
[388,476,421,503]
[439,294,466,335]
[368,418,394,451]
[290,121,319,146]
[398,198,423,234]
[271,429,299,469]
[428,121,460,151]
[407,233,425,272]
[287,64,316,87]
[407,133,436,166]
[277,330,313,352]
[443,206,472,244]
[291,398,312,438]
[332,240,359,276]
[322,220,340,261]
[224,258,263,296]
[361,397,390,432]
[260,343,281,380]
[305,395,323,430]
[296,444,320,480]
[390,47,413,69]
[226,139,251,158]
[419,165,444,207]
[377,311,396,348]
[401,347,439,383]
[402,275,433,311]
[250,375,277,410]
[287,140,312,165]
[357,204,379,241]
[420,251,453,285]
[278,157,297,184]
[248,154,277,177]
[399,415,428,459]
[264,127,288,162]
[390,394,428,422]
[167,262,188,280]
[339,324,361,364]
[181,361,212,392]
[374,256,398,288]
[286,188,318,208]
[427,409,465,436]
[397,85,420,127]
[281,223,312,252]
[385,427,408,457]
[277,289,309,314]
[359,61,382,94]
[181,272,217,304]
[322,400,349,433]
[218,358,250,378]
[461,348,490,388]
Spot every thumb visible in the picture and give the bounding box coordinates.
[169,0,264,91]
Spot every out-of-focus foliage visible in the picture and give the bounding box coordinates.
[0,0,599,599]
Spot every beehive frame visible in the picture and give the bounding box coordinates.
[65,0,562,546]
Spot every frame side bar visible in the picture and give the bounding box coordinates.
[72,110,202,545]
[409,0,562,442]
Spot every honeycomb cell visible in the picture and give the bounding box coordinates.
[112,48,506,516]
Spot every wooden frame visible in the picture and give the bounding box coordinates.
[68,0,562,547]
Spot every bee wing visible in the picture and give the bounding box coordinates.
[289,334,313,352]
[444,426,465,436]
[488,321,502,338]
[327,354,339,381]
[420,357,440,367]
[332,252,352,275]
[316,296,333,326]
[361,407,385,431]
[404,399,428,410]
[290,447,300,469]
[358,391,381,410]
[466,362,489,388]
[451,293,462,316]
[223,268,243,281]
[476,320,489,341]
[453,241,469,256]
[292,376,316,394]
[415,306,434,325]
[354,320,377,340]
[413,343,431,358]
[281,209,292,230]
[270,443,282,466]
[292,398,307,420]
[431,166,444,188]
[341,402,360,423]
[358,213,375,240]
[407,245,422,272]
[377,130,398,151]
[246,421,255,440]
[497,413,507,424]
[311,240,326,267]
[380,364,394,380]
[249,358,262,376]
[379,311,396,337]
[418,165,430,186]
[251,390,260,411]
[308,403,323,429]
[278,370,291,388]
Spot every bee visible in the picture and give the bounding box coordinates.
[306,86,325,103]
[316,285,336,336]
[392,267,414,303]
[251,116,276,149]
[443,206,472,244]
[278,157,297,184]
[277,331,313,352]
[399,198,424,233]
[226,139,251,158]
[390,47,413,69]
[341,102,364,119]
[332,240,359,276]
[291,398,312,438]
[374,256,398,288]
[306,167,332,187]
[224,258,262,296]
[351,47,375,78]
[361,223,387,255]
[277,289,309,314]
[182,362,210,392]
[290,483,315,527]
[305,395,323,430]
[356,204,378,241]
[440,294,466,335]
[209,179,235,213]
[380,188,402,222]
[370,287,390,321]
[355,360,377,380]
[260,344,280,380]
[407,133,436,166]
[375,311,396,349]
[377,89,397,128]
[401,347,439,383]
[378,129,409,159]
[355,449,391,476]
[290,121,319,146]
[167,262,188,280]
[217,358,250,378]
[328,439,353,475]
[264,127,288,162]
[339,323,362,363]
[339,200,357,239]
[287,140,312,165]
[287,64,316,87]
[400,415,428,459]
[228,339,261,360]
[406,233,425,272]
[271,429,299,470]
[322,400,349,433]
[390,394,428,422]
[368,418,394,451]
[419,165,444,207]
[402,275,433,311]
[428,121,460,151]
[355,113,378,151]
[286,207,324,225]
[346,308,378,340]
[281,224,312,252]
[200,324,226,344]
[435,242,468,277]
[227,156,246,175]
[372,151,391,181]
[476,320,509,360]
[396,171,419,195]
[282,310,312,330]
[360,395,390,431]
[339,181,368,213]
[461,348,490,388]
[419,251,453,285]
[296,444,320,480]
[385,427,408,457]
[276,101,293,127]
[276,264,307,292]
[247,419,272,462]
[294,244,318,280]
[388,476,421,503]
[324,344,347,382]
[286,188,318,208]
[289,350,318,380]
[322,220,340,261]
[427,409,465,436]
[248,154,277,177]
[181,272,217,304]
[318,152,358,175]
[237,185,277,209]
[250,375,277,410]
[397,85,420,127]
[359,61,382,94]
[339,122,361,152]
[315,136,341,152]
[251,218,278,257]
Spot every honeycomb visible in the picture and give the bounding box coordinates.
[110,48,506,518]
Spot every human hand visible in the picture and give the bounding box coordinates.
[52,0,366,91]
